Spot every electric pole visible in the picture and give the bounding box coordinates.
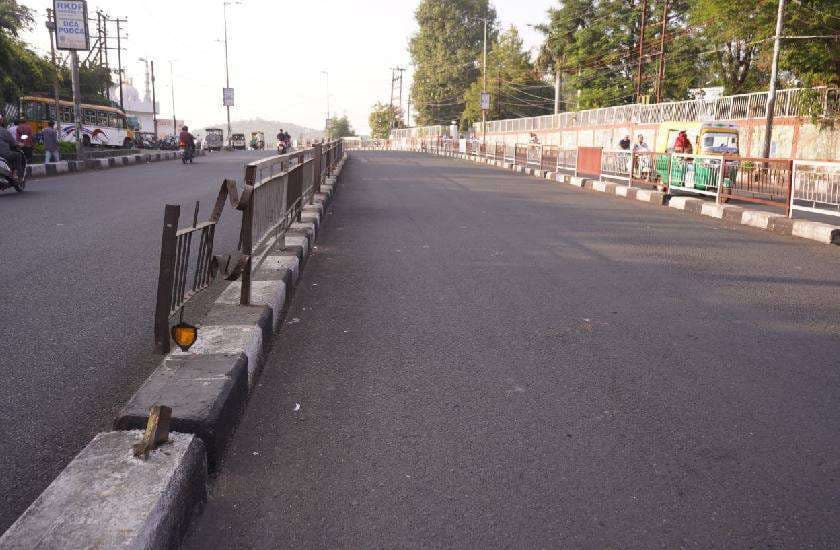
[223,2,241,145]
[170,61,177,137]
[635,0,648,102]
[45,9,61,125]
[390,67,405,130]
[554,66,561,114]
[655,0,669,103]
[70,51,83,154]
[762,0,786,159]
[482,17,488,145]
[322,70,330,139]
[114,17,127,112]
[151,60,158,138]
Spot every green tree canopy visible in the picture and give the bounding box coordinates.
[328,115,356,138]
[369,102,402,139]
[409,0,498,126]
[0,1,114,107]
[462,26,554,127]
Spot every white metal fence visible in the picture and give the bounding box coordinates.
[790,160,840,219]
[391,87,838,141]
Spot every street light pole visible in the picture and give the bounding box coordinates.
[170,61,177,137]
[322,70,330,140]
[762,0,786,159]
[223,2,241,145]
[482,17,487,146]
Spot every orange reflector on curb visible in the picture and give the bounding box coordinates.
[171,323,198,352]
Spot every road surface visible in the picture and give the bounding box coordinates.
[187,150,840,548]
[0,150,271,533]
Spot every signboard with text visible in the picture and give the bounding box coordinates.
[480,92,491,111]
[222,88,235,107]
[53,1,90,51]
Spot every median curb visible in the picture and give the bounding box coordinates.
[423,149,839,247]
[0,152,348,549]
[24,149,211,180]
[0,431,207,550]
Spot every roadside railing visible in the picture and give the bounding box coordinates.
[790,160,840,219]
[153,139,343,353]
[600,149,632,182]
[154,181,249,353]
[723,157,793,209]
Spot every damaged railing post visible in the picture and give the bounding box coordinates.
[312,142,323,195]
[241,167,256,306]
[154,205,180,354]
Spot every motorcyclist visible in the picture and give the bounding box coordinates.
[0,116,24,183]
[179,125,196,157]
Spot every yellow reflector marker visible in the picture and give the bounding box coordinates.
[171,323,198,352]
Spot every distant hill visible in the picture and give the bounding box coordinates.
[199,118,323,145]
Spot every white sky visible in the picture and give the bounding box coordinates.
[22,0,554,134]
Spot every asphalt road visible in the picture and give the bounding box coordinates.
[0,150,273,534]
[185,151,840,549]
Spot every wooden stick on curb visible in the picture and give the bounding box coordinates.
[132,405,172,459]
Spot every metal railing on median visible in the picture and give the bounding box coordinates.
[153,140,343,353]
[154,180,249,353]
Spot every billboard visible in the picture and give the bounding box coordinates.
[54,1,90,51]
[480,92,491,111]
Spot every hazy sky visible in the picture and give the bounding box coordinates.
[22,0,555,134]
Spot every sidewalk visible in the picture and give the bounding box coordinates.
[185,151,840,549]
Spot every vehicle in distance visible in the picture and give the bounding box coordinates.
[204,128,224,151]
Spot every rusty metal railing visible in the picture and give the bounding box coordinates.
[154,180,249,353]
[154,140,343,353]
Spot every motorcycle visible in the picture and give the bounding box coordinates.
[181,142,195,164]
[277,140,289,154]
[0,144,28,193]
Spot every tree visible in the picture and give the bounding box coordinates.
[0,1,113,106]
[691,0,839,94]
[409,0,498,126]
[328,115,356,138]
[368,102,402,139]
[462,26,554,127]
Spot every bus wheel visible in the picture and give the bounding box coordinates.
[82,135,91,148]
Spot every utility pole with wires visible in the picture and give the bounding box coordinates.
[390,67,406,130]
[170,61,177,137]
[762,0,786,159]
[482,17,489,145]
[113,17,127,112]
[45,9,61,124]
[635,0,649,102]
[655,0,669,103]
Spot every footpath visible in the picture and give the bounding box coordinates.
[182,151,840,548]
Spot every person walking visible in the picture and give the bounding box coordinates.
[42,120,60,163]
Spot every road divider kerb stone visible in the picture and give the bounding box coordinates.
[115,354,249,470]
[25,149,203,181]
[6,154,350,548]
[0,431,206,550]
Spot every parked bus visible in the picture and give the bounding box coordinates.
[204,128,224,151]
[18,95,135,148]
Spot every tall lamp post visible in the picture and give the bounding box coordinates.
[321,70,330,140]
[223,1,242,146]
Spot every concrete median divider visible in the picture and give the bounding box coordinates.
[0,431,207,550]
[24,149,206,181]
[0,152,348,549]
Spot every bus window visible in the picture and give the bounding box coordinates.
[84,109,96,125]
[60,106,73,123]
[96,111,109,126]
[108,113,119,128]
[21,100,46,121]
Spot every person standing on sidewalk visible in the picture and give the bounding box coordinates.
[42,120,60,163]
